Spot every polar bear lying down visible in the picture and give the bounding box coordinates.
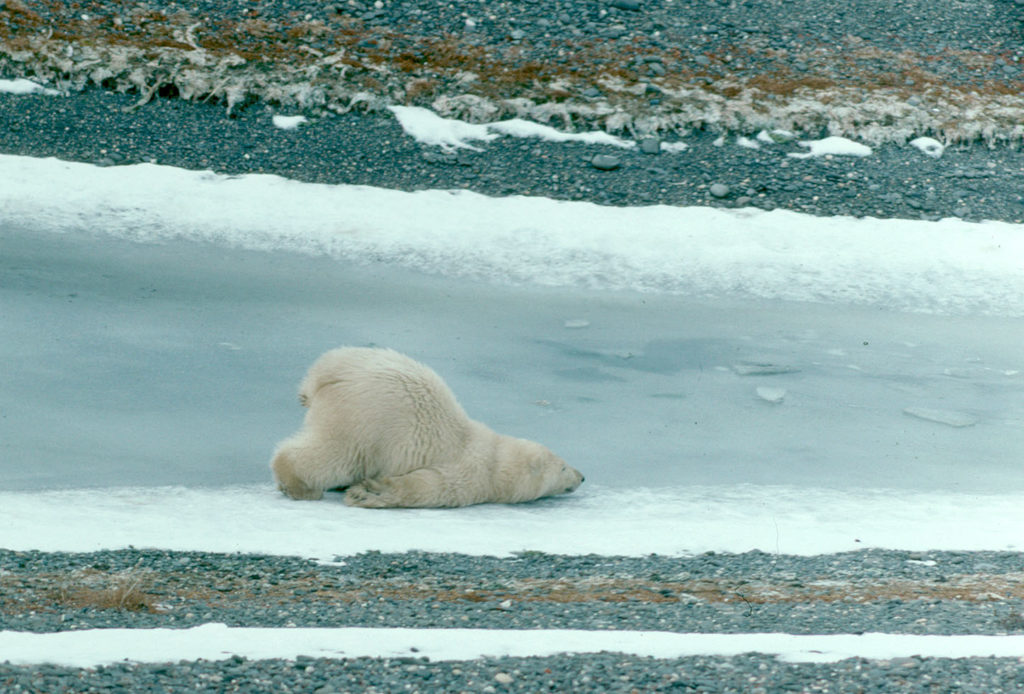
[271,347,584,508]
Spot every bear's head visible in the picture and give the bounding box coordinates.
[498,437,584,502]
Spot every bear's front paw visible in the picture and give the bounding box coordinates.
[279,481,324,501]
[344,478,393,508]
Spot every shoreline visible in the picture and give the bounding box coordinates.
[3,86,1024,225]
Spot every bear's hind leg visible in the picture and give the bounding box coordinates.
[344,469,467,508]
[271,448,324,500]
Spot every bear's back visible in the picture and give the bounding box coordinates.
[300,347,471,471]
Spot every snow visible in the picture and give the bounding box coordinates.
[788,136,873,159]
[4,625,1024,667]
[660,141,689,153]
[487,118,634,148]
[1,485,1021,559]
[910,136,945,158]
[272,114,308,130]
[2,154,1021,314]
[388,106,634,150]
[0,78,60,96]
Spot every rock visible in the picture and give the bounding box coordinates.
[590,154,621,171]
[709,183,730,198]
[639,138,661,155]
[610,0,642,11]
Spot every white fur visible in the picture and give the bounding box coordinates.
[271,347,584,508]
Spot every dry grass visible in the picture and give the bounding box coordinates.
[3,566,1024,622]
[4,0,1024,143]
[53,569,159,613]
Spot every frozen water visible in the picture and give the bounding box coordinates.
[756,387,787,404]
[1,154,1021,511]
[3,220,1022,495]
[903,407,978,428]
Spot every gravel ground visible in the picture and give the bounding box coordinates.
[3,0,1024,222]
[3,549,1024,636]
[4,1,1024,691]
[3,549,1024,691]
[4,85,1024,223]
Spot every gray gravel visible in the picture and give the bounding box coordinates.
[3,0,1024,221]
[4,652,1024,694]
[3,86,1024,222]
[3,549,1024,691]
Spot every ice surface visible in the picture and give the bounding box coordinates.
[756,387,787,404]
[4,625,1024,667]
[903,407,978,428]
[3,221,1022,495]
[1,155,1022,550]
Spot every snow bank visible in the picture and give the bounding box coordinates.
[2,155,1022,316]
[388,106,633,149]
[3,625,1024,667]
[1,485,1021,560]
[788,136,873,159]
[0,78,60,96]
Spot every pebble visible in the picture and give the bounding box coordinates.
[610,0,642,11]
[709,183,731,197]
[590,154,621,171]
[639,138,661,155]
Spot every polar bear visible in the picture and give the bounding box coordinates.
[270,347,584,508]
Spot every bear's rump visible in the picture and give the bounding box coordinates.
[308,376,469,474]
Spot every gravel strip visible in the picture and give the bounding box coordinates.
[4,652,1024,694]
[2,0,1024,144]
[3,549,1024,635]
[3,87,1024,223]
[4,0,1024,224]
[3,549,1024,692]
